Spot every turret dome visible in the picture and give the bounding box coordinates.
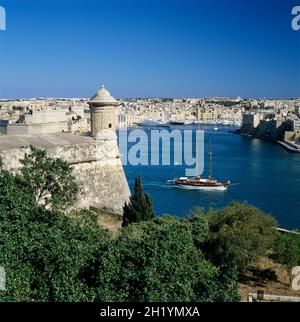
[88,85,118,106]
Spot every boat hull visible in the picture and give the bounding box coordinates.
[176,184,228,191]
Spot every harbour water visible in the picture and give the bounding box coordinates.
[120,125,300,230]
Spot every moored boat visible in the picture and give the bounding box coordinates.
[138,119,169,127]
[170,121,185,125]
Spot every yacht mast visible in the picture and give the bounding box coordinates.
[209,139,213,179]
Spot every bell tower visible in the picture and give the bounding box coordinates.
[87,85,118,139]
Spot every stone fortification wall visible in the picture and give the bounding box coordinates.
[0,134,130,215]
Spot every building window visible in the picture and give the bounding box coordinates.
[109,124,112,128]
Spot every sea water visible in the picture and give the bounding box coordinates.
[120,125,300,230]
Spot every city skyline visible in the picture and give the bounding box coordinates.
[0,0,299,99]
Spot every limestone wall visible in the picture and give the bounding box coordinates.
[24,110,68,124]
[6,122,68,135]
[284,130,300,142]
[0,139,130,215]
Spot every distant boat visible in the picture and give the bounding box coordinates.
[138,120,169,127]
[170,121,185,125]
[169,139,236,191]
[214,127,219,131]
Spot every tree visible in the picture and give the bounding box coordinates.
[96,216,240,302]
[187,208,209,248]
[0,153,110,301]
[0,178,110,301]
[272,233,300,284]
[122,176,154,227]
[205,202,278,271]
[0,166,37,221]
[18,145,79,211]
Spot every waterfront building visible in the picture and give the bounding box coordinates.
[241,107,300,148]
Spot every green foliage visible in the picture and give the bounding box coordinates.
[19,145,79,211]
[187,208,209,248]
[122,176,154,227]
[0,168,37,221]
[0,173,240,303]
[0,202,110,301]
[0,155,109,301]
[4,150,284,302]
[96,216,240,302]
[272,233,300,283]
[205,202,278,271]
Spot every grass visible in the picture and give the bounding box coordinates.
[239,257,300,301]
[89,206,122,233]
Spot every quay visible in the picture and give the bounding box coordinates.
[277,140,300,153]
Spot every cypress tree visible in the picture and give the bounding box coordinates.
[122,176,154,227]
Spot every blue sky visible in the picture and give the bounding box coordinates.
[0,0,299,99]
